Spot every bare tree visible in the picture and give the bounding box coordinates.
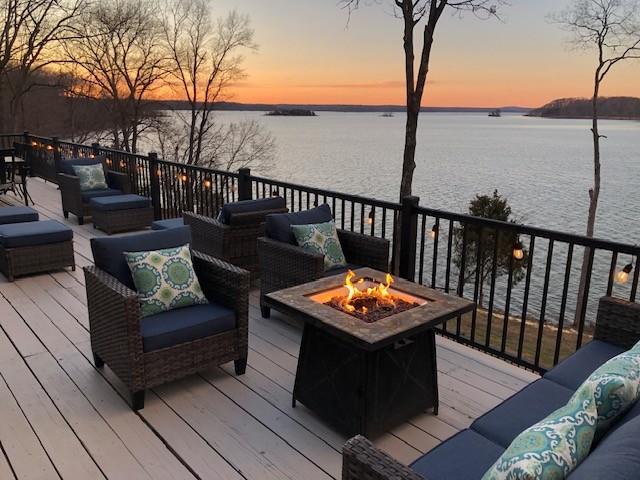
[63,0,167,152]
[0,0,84,131]
[161,0,256,166]
[553,0,640,324]
[341,0,504,201]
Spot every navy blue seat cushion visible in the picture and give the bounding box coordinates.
[140,303,236,352]
[322,263,360,278]
[471,378,574,448]
[0,206,39,224]
[81,188,123,202]
[59,156,105,176]
[569,411,640,479]
[544,340,625,391]
[0,220,73,248]
[411,429,504,480]
[265,204,333,244]
[90,194,151,212]
[220,197,286,225]
[151,218,185,230]
[91,225,192,289]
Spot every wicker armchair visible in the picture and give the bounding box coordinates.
[85,244,249,410]
[258,228,390,318]
[58,156,130,224]
[183,203,287,276]
[340,296,640,480]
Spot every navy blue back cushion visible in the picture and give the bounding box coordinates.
[265,204,333,244]
[91,225,192,289]
[59,156,105,176]
[220,197,286,224]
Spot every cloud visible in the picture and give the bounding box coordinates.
[294,80,406,89]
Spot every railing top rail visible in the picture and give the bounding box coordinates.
[416,205,640,255]
[248,174,402,211]
[153,157,240,177]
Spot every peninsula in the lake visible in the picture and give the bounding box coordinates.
[265,109,317,117]
[527,97,640,120]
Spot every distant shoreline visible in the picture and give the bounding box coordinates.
[526,114,640,121]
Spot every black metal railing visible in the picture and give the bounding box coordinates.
[2,131,638,374]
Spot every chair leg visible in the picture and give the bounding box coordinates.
[63,211,69,219]
[234,357,247,375]
[78,216,84,225]
[260,304,271,318]
[93,353,104,368]
[131,391,145,411]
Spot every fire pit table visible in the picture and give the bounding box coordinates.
[265,267,475,437]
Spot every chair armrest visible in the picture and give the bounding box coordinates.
[257,236,325,286]
[594,296,640,349]
[338,230,390,272]
[58,172,81,195]
[191,251,250,327]
[183,212,227,258]
[342,436,424,480]
[107,170,131,193]
[83,266,145,391]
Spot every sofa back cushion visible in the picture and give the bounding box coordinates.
[59,156,106,176]
[91,225,192,289]
[265,204,333,244]
[568,408,640,479]
[220,197,287,225]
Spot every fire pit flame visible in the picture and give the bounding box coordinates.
[326,270,419,323]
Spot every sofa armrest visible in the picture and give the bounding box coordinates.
[342,436,424,480]
[257,236,325,288]
[191,251,250,330]
[594,296,640,349]
[338,230,390,272]
[84,266,145,391]
[107,170,131,193]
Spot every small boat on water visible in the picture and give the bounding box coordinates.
[380,112,394,117]
[488,109,501,117]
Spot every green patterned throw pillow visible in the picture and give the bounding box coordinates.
[125,244,208,318]
[72,163,108,191]
[483,340,640,480]
[291,221,347,271]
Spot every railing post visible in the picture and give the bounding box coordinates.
[52,137,62,176]
[22,131,30,145]
[91,142,100,157]
[238,167,252,201]
[148,152,161,220]
[22,131,34,177]
[398,195,420,282]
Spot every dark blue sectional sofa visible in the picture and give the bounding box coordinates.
[342,296,640,480]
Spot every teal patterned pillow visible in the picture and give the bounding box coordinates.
[72,163,108,191]
[484,340,640,480]
[125,244,208,318]
[291,221,347,270]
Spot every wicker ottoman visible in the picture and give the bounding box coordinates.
[0,206,39,224]
[90,194,153,234]
[0,220,75,281]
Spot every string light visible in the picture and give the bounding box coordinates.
[180,174,188,182]
[46,145,53,151]
[119,160,126,168]
[615,263,634,285]
[367,210,374,225]
[513,239,524,260]
[429,224,438,240]
[31,141,38,147]
[89,154,95,159]
[106,158,112,166]
[204,179,212,189]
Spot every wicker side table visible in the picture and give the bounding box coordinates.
[90,194,153,234]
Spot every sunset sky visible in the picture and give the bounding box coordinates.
[211,0,640,108]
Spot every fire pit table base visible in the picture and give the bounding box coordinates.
[293,323,438,437]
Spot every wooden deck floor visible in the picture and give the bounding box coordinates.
[0,179,539,480]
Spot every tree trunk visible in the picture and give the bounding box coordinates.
[574,72,602,326]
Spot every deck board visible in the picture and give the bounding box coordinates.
[0,180,538,479]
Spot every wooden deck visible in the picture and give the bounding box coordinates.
[0,179,539,480]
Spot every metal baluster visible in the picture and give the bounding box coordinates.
[471,228,485,344]
[431,217,440,288]
[418,214,426,285]
[485,229,500,349]
[517,236,535,360]
[554,243,574,366]
[534,239,554,369]
[576,248,595,349]
[500,238,516,353]
[606,251,618,296]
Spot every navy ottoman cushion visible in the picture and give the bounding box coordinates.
[569,412,640,479]
[265,204,333,244]
[544,340,625,391]
[91,225,192,289]
[220,197,286,224]
[81,188,123,202]
[410,429,504,480]
[0,220,72,248]
[140,303,236,352]
[90,194,151,212]
[471,378,574,448]
[0,206,39,224]
[152,218,184,230]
